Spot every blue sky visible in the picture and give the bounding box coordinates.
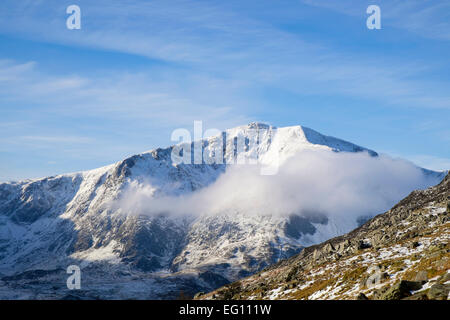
[0,0,449,181]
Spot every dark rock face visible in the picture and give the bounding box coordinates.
[199,271,230,288]
[114,157,136,179]
[73,230,94,252]
[6,176,82,224]
[133,256,162,272]
[284,216,316,238]
[357,240,372,250]
[118,216,188,272]
[0,184,21,215]
[2,268,64,282]
[356,292,369,300]
[284,212,328,239]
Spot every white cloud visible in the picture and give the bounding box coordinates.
[0,60,251,129]
[114,150,441,225]
[19,135,93,144]
[0,1,449,109]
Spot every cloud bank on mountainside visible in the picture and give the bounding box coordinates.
[114,150,442,228]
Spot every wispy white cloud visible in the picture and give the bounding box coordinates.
[0,60,36,81]
[19,135,93,144]
[0,59,251,129]
[0,1,449,109]
[0,134,93,153]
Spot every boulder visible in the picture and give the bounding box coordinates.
[356,293,369,300]
[357,240,372,250]
[437,272,450,284]
[409,241,420,249]
[414,271,428,283]
[337,240,350,253]
[427,284,449,300]
[323,243,335,253]
[193,292,205,299]
[380,280,422,300]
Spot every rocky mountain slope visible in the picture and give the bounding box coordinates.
[199,173,450,300]
[0,123,445,299]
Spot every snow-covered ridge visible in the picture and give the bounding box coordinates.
[3,123,376,185]
[154,122,378,168]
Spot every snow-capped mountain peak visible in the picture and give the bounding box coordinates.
[0,123,444,299]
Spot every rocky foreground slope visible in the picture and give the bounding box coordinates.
[199,173,450,300]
